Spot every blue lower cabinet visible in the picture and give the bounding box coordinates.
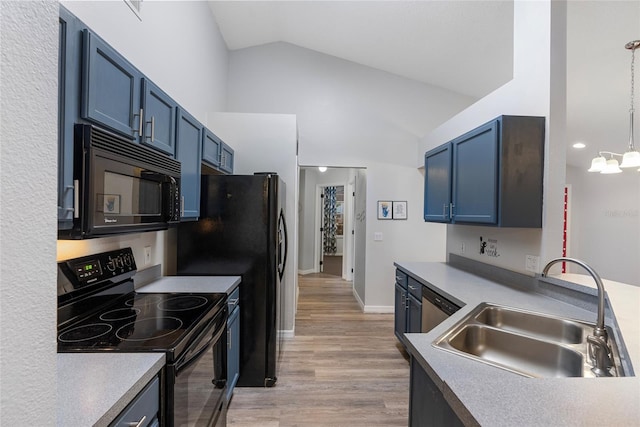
[410,358,463,427]
[176,108,203,220]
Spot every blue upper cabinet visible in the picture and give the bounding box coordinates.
[202,128,222,169]
[220,142,235,174]
[202,128,235,174]
[58,6,83,229]
[176,108,203,220]
[452,120,499,224]
[81,29,142,138]
[424,116,545,228]
[423,144,452,222]
[142,78,177,156]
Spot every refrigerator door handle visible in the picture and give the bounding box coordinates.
[277,209,288,280]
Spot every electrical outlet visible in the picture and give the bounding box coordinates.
[373,232,383,241]
[525,255,540,273]
[144,246,151,265]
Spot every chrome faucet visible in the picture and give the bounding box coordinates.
[541,257,613,376]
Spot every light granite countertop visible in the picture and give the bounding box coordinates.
[136,275,241,294]
[57,353,165,427]
[396,261,640,427]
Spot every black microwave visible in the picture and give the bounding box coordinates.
[60,124,181,239]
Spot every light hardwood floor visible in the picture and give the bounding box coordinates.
[227,273,410,426]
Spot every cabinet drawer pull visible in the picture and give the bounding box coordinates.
[229,298,239,306]
[125,415,146,427]
[408,285,417,291]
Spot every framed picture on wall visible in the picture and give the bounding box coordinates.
[377,201,392,220]
[393,201,407,220]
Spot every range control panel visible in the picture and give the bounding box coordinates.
[61,247,137,287]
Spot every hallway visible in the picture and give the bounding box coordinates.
[227,274,410,426]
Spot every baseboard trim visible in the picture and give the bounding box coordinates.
[352,287,365,311]
[298,269,316,275]
[278,329,295,339]
[363,305,394,313]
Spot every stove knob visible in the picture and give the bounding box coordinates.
[123,253,132,267]
[106,259,116,272]
[115,256,124,269]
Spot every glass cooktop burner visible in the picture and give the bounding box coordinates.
[158,295,209,311]
[99,307,141,321]
[58,323,113,343]
[115,316,184,341]
[125,294,162,307]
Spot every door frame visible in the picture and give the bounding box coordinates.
[314,182,351,278]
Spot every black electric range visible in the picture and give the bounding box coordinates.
[57,248,229,426]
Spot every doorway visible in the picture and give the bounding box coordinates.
[320,185,344,277]
[297,167,365,285]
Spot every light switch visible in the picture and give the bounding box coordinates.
[373,232,383,241]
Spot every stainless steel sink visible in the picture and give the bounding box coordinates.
[433,303,625,378]
[474,305,585,344]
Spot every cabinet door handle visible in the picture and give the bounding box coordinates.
[449,203,455,219]
[180,196,185,217]
[228,329,232,349]
[145,116,155,142]
[132,108,143,136]
[443,204,448,219]
[125,415,146,427]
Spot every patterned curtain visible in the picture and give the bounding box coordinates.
[323,187,338,255]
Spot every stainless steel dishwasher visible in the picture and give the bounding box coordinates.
[422,285,461,332]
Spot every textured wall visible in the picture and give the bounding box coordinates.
[0,1,58,424]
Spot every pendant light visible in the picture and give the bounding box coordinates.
[619,40,640,168]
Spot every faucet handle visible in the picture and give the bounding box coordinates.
[587,335,614,377]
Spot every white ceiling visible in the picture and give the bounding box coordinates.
[208,1,640,168]
[209,0,514,99]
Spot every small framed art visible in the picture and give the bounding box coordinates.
[377,201,393,220]
[393,201,407,219]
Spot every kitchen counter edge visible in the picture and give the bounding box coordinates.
[57,352,165,427]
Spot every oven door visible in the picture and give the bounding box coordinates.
[168,310,227,427]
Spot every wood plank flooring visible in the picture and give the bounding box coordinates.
[227,274,410,426]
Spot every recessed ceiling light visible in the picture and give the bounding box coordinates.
[573,142,586,149]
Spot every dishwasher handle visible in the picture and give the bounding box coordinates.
[422,285,460,316]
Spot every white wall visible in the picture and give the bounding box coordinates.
[566,165,639,286]
[227,42,464,309]
[61,0,228,118]
[207,113,299,334]
[421,1,567,276]
[0,1,58,423]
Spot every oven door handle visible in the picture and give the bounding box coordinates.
[174,318,225,372]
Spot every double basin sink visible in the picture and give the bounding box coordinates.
[433,303,625,378]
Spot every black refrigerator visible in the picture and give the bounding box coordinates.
[177,173,288,387]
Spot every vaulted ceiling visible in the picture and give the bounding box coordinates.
[209,1,640,169]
